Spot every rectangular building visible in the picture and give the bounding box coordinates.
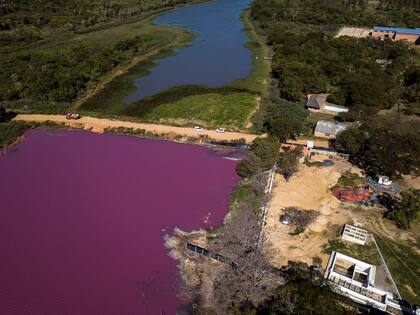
[371,26,420,44]
[314,120,348,139]
[341,224,368,245]
[324,251,393,311]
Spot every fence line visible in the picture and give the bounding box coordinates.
[256,162,277,250]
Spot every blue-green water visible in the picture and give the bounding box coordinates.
[123,0,252,103]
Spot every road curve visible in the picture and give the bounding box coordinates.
[14,114,260,143]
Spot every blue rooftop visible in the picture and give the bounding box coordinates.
[373,26,420,35]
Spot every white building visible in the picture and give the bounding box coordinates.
[324,251,393,311]
[341,224,368,245]
[314,120,348,139]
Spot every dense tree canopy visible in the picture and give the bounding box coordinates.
[251,0,420,117]
[0,0,194,30]
[262,95,308,141]
[236,137,280,178]
[0,0,197,114]
[0,35,161,106]
[386,189,420,229]
[240,267,357,315]
[336,114,420,176]
[251,0,420,31]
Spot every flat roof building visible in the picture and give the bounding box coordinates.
[324,251,414,314]
[341,224,368,245]
[336,26,420,45]
[371,26,420,44]
[324,251,393,311]
[314,120,348,139]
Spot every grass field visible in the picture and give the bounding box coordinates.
[374,235,420,305]
[79,9,271,130]
[141,92,256,129]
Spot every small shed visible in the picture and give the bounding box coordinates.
[306,94,349,115]
[306,94,325,110]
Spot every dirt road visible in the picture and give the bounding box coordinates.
[14,114,260,143]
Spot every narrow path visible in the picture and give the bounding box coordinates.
[14,114,259,143]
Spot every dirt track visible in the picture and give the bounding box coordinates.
[14,114,260,143]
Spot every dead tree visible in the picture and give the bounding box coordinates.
[210,195,285,313]
[282,207,319,232]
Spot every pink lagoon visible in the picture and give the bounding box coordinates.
[0,129,240,315]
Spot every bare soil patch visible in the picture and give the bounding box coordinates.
[263,158,356,268]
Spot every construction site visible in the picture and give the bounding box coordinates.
[261,151,420,313]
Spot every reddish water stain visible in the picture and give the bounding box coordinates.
[0,129,240,315]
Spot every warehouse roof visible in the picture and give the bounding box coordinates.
[315,120,348,135]
[373,26,420,36]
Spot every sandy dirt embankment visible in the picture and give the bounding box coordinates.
[14,114,259,143]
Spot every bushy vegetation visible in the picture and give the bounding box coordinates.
[240,266,356,315]
[335,171,365,188]
[386,189,420,229]
[1,36,164,107]
[252,86,308,141]
[0,0,197,114]
[277,147,302,181]
[0,121,33,147]
[251,0,420,32]
[0,0,196,30]
[336,114,420,176]
[236,137,280,178]
[0,120,66,147]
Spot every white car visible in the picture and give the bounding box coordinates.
[216,128,225,133]
[194,126,203,132]
[66,113,81,120]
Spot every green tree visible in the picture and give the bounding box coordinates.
[236,152,262,178]
[386,189,420,229]
[263,96,308,142]
[277,147,302,182]
[336,114,420,176]
[250,137,280,170]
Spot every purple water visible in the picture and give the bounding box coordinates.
[0,129,240,315]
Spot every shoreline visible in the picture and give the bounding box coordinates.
[75,0,269,132]
[13,114,259,143]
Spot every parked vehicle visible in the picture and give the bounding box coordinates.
[216,128,225,133]
[66,113,81,120]
[194,126,203,132]
[377,175,392,186]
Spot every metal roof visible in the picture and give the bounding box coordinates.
[315,120,348,135]
[373,26,420,36]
